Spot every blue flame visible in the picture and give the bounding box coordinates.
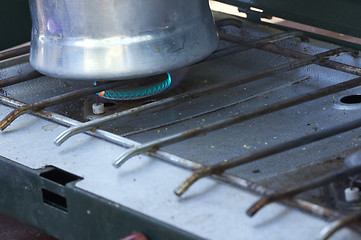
[94,73,171,100]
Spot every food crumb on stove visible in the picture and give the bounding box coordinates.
[312,126,318,131]
[264,142,268,145]
[252,169,261,174]
[210,145,215,148]
[157,130,161,133]
[243,144,250,149]
[304,132,309,135]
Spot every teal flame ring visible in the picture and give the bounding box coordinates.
[95,73,171,100]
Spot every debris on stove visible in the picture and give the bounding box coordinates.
[113,48,361,169]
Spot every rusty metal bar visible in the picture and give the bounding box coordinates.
[0,94,345,221]
[215,19,361,76]
[55,47,353,147]
[221,32,361,77]
[215,174,343,221]
[247,164,361,217]
[0,44,30,61]
[0,71,44,88]
[205,30,308,61]
[0,80,136,131]
[174,83,361,197]
[113,68,361,169]
[318,213,361,240]
[122,76,310,137]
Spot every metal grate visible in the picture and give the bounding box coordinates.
[1,18,361,239]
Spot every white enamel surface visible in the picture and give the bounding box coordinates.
[1,104,360,240]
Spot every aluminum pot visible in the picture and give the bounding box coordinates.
[28,0,218,80]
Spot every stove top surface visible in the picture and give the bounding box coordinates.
[1,12,361,240]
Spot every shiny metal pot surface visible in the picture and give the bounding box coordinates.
[28,0,218,80]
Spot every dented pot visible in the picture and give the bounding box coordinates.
[28,0,218,80]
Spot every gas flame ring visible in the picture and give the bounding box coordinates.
[94,73,171,100]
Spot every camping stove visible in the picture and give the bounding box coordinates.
[1,1,361,240]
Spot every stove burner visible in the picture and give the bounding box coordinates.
[94,73,171,100]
